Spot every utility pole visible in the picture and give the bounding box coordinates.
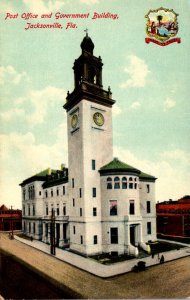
[50,209,56,255]
[11,205,14,238]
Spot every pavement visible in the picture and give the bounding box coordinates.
[14,234,190,278]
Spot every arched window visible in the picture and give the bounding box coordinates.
[122,177,127,189]
[129,177,133,189]
[114,177,120,189]
[107,177,112,189]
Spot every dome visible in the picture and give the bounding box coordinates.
[80,34,94,54]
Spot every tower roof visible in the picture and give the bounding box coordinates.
[99,158,141,175]
[99,157,157,181]
[80,33,94,54]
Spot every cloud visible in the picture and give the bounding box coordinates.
[80,0,99,4]
[113,104,122,116]
[163,97,176,111]
[0,66,29,86]
[0,108,25,122]
[1,85,66,126]
[130,101,141,110]
[161,149,190,165]
[113,146,190,201]
[23,0,65,13]
[120,55,150,89]
[1,129,68,208]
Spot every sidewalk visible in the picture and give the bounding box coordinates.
[14,235,190,278]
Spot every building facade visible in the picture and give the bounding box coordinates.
[0,205,22,231]
[20,34,157,257]
[156,196,190,238]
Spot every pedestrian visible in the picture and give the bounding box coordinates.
[160,255,164,264]
[30,236,33,242]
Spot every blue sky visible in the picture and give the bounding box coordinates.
[0,0,190,209]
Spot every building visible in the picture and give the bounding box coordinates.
[20,33,157,257]
[0,205,22,231]
[156,196,190,238]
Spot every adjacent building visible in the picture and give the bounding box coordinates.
[0,205,22,231]
[20,33,157,257]
[156,196,190,238]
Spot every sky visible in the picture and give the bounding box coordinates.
[0,0,190,209]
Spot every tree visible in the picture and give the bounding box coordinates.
[157,15,163,26]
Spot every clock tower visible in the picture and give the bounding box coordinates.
[64,33,115,255]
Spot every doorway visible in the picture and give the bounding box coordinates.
[130,225,136,246]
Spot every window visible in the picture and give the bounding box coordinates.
[147,201,151,213]
[73,198,75,207]
[110,200,117,216]
[73,226,76,234]
[23,221,26,231]
[79,188,82,198]
[92,159,96,170]
[129,200,135,215]
[23,189,26,201]
[72,178,74,188]
[107,177,112,189]
[129,177,133,189]
[114,177,120,189]
[94,235,98,244]
[45,223,48,237]
[147,222,151,234]
[33,205,35,216]
[57,189,59,196]
[147,184,150,193]
[39,191,41,196]
[80,208,82,216]
[45,190,48,198]
[51,190,53,197]
[134,183,137,189]
[23,205,25,216]
[80,235,83,244]
[122,177,127,189]
[29,222,31,233]
[33,222,35,234]
[63,186,65,195]
[63,206,66,215]
[92,187,96,198]
[28,205,30,216]
[57,205,59,216]
[110,228,118,244]
[46,205,48,215]
[93,207,97,216]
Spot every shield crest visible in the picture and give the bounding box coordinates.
[145,7,179,44]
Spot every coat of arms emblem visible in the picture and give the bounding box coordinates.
[145,7,181,46]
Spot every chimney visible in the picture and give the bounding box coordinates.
[61,164,65,170]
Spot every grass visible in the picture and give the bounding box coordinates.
[89,241,185,265]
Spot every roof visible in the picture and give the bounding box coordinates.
[139,171,157,180]
[20,168,58,186]
[20,168,68,187]
[100,158,140,173]
[0,204,8,211]
[99,158,156,181]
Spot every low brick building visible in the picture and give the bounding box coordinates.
[156,196,190,238]
[0,205,22,231]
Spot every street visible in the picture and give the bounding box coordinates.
[0,232,190,299]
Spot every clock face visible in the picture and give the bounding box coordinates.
[71,114,78,128]
[93,112,104,127]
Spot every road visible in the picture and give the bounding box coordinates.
[0,232,190,299]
